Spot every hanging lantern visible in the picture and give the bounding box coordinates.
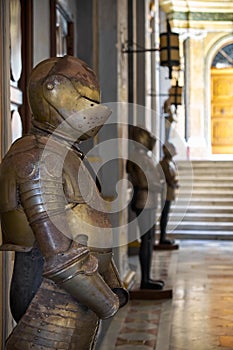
[169,81,182,107]
[160,20,180,79]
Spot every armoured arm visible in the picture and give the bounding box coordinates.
[160,160,178,189]
[91,249,128,308]
[17,146,119,319]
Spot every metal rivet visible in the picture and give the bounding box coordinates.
[46,82,54,90]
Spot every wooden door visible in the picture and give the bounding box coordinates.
[211,68,233,154]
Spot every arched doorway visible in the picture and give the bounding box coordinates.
[211,43,233,154]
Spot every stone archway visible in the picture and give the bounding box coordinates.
[205,35,233,156]
[210,43,233,154]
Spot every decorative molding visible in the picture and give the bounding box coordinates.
[170,11,233,22]
[159,0,233,14]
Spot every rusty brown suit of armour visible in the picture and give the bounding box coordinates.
[0,55,128,350]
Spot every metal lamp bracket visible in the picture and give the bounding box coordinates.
[121,42,160,54]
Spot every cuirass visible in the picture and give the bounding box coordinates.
[0,134,111,251]
[127,149,160,209]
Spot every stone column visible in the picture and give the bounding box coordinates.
[187,37,209,158]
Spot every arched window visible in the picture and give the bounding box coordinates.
[212,43,233,68]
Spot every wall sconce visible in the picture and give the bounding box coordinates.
[169,80,183,107]
[160,20,180,79]
[121,19,180,79]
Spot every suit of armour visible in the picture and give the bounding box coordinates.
[0,55,128,349]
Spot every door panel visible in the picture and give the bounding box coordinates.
[211,68,233,154]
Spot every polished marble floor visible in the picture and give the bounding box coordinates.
[97,240,233,350]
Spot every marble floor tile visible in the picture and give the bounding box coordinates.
[97,240,233,350]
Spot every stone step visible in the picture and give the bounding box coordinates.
[168,212,233,222]
[170,205,233,214]
[175,197,233,205]
[191,162,233,168]
[167,221,233,231]
[179,175,233,181]
[163,160,233,238]
[177,164,233,170]
[167,230,233,240]
[179,186,233,192]
[177,190,233,198]
[178,168,233,174]
[180,189,233,195]
[180,182,233,188]
[177,170,233,181]
[177,161,233,168]
[179,162,230,166]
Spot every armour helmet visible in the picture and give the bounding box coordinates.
[28,55,111,141]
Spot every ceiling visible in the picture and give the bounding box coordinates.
[159,0,233,32]
[159,0,233,14]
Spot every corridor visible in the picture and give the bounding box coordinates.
[98,240,233,350]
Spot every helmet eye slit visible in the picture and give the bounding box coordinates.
[84,96,99,105]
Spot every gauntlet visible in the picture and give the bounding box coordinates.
[43,242,120,319]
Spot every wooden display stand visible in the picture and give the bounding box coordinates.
[154,242,179,251]
[129,284,173,300]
